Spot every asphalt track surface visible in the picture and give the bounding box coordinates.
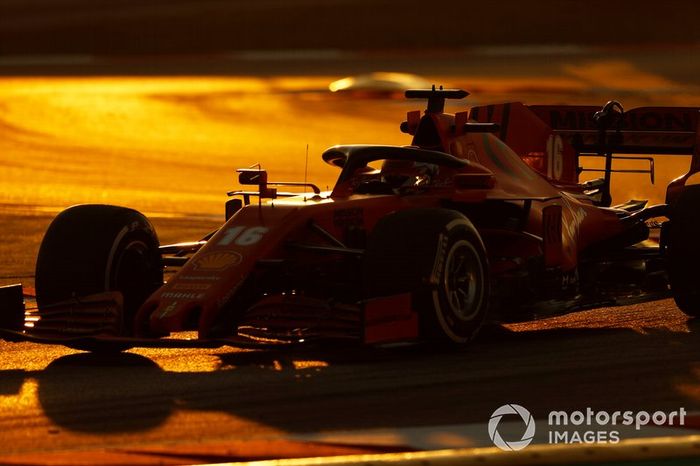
[1,51,700,463]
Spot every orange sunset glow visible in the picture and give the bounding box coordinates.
[2,1,700,464]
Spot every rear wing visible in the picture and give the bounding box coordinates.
[470,102,700,206]
[528,105,699,155]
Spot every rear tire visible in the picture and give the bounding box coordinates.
[364,208,490,344]
[35,205,163,349]
[667,186,700,317]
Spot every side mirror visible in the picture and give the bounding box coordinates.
[238,169,268,186]
[236,168,277,200]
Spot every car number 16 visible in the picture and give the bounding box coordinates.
[217,226,269,246]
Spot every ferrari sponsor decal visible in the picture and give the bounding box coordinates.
[179,275,220,281]
[623,111,694,131]
[549,110,595,131]
[549,109,695,132]
[171,283,211,291]
[162,292,204,299]
[216,226,269,246]
[159,301,179,319]
[560,193,587,256]
[192,251,242,271]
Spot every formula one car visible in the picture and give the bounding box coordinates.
[1,88,699,351]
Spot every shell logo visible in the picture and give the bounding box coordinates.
[192,251,242,271]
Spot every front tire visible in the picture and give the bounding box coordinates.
[364,208,490,344]
[35,205,163,345]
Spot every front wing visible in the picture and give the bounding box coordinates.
[0,284,419,349]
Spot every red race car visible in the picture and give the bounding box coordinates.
[1,88,699,352]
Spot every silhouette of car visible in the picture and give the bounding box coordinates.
[1,87,699,352]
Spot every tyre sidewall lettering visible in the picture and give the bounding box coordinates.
[104,226,131,290]
[430,233,449,286]
[430,220,487,344]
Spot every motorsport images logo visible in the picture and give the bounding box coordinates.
[488,404,688,451]
[488,404,536,451]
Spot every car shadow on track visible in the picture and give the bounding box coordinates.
[1,317,699,435]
